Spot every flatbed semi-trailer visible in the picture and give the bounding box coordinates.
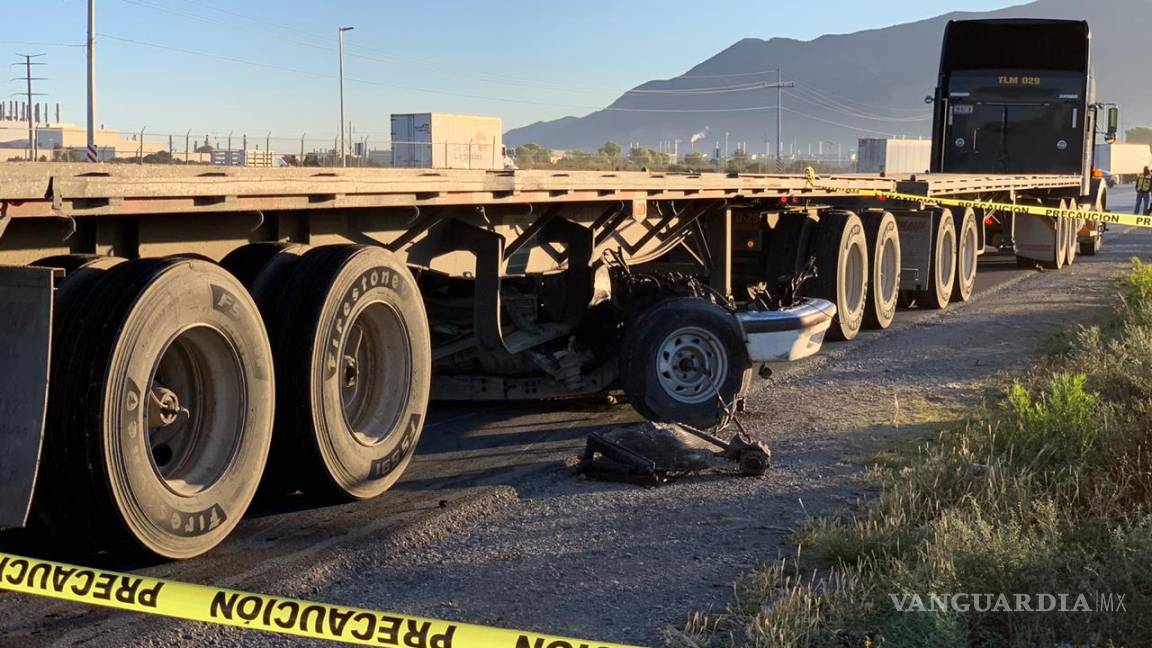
[0,17,1116,559]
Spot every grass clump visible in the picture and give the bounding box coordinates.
[675,261,1152,648]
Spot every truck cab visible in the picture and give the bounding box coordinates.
[930,18,1115,262]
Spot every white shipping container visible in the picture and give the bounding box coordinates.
[390,113,504,170]
[1094,143,1151,181]
[856,138,931,175]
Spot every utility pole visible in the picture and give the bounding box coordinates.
[770,69,794,173]
[338,26,354,168]
[87,0,97,162]
[13,54,46,161]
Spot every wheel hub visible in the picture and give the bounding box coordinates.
[145,325,245,497]
[148,386,184,428]
[656,326,728,405]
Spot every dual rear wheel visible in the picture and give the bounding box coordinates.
[33,244,430,559]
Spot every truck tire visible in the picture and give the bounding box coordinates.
[1064,214,1078,266]
[619,297,749,429]
[268,245,431,500]
[764,212,813,286]
[809,210,868,340]
[221,242,304,291]
[1080,236,1101,256]
[915,209,956,310]
[221,242,307,314]
[951,207,978,303]
[31,253,103,276]
[37,258,275,559]
[860,211,899,330]
[31,254,126,302]
[1051,214,1068,269]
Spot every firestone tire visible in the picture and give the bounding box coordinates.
[31,253,126,303]
[268,245,431,500]
[915,209,956,310]
[37,258,275,559]
[221,242,305,294]
[764,213,814,288]
[860,211,900,330]
[951,207,978,303]
[619,298,750,429]
[810,210,868,341]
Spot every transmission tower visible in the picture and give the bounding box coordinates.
[12,53,47,161]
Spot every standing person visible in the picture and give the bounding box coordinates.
[1135,167,1152,215]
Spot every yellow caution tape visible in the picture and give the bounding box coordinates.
[0,552,643,648]
[803,167,1152,229]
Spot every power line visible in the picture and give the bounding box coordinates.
[98,34,836,115]
[162,0,623,95]
[676,68,780,79]
[795,81,929,114]
[780,106,904,137]
[0,40,84,48]
[786,89,930,122]
[625,81,769,95]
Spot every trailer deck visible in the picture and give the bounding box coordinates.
[0,164,1081,219]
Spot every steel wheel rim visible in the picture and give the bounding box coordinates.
[940,227,956,283]
[146,325,245,497]
[656,326,728,404]
[845,240,866,317]
[879,235,899,304]
[960,221,977,284]
[340,301,411,446]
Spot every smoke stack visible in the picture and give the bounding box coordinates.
[55,103,60,123]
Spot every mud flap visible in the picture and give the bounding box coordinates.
[0,265,53,529]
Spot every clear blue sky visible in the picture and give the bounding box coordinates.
[2,0,1020,143]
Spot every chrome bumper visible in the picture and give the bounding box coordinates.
[735,298,837,362]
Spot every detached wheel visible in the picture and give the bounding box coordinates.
[269,245,431,500]
[619,298,749,429]
[860,211,900,330]
[810,210,868,340]
[952,207,978,303]
[37,258,275,558]
[915,208,956,310]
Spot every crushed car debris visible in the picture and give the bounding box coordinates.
[577,418,771,485]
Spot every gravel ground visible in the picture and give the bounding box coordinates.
[8,200,1148,648]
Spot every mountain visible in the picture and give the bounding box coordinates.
[505,0,1152,153]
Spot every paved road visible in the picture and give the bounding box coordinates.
[0,188,1139,646]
